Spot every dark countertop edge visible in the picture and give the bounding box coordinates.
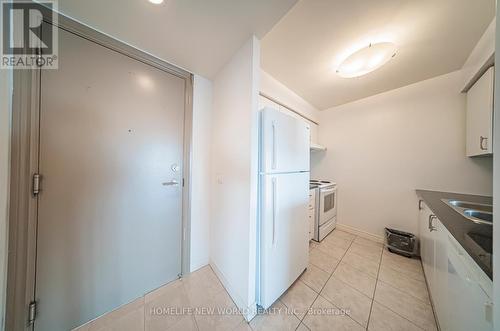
[416,189,493,280]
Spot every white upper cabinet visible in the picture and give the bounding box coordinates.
[466,67,494,157]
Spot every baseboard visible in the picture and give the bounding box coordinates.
[209,261,257,322]
[336,223,385,244]
[189,260,210,274]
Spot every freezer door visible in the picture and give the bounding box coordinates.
[259,172,309,309]
[261,108,310,173]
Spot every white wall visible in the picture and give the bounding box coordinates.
[190,75,213,272]
[210,36,260,320]
[260,70,319,122]
[0,69,12,331]
[312,70,493,238]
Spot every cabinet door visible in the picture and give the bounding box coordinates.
[447,235,493,331]
[308,209,315,240]
[419,202,434,283]
[308,190,316,240]
[466,67,494,156]
[420,205,449,329]
[433,220,449,330]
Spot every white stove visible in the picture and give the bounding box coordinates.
[310,179,337,241]
[310,179,334,189]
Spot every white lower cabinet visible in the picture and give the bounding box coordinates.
[432,219,448,331]
[308,189,316,240]
[419,200,493,331]
[447,234,493,331]
[419,203,434,285]
[419,202,447,330]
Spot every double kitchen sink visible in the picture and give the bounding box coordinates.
[442,199,493,225]
[442,199,493,269]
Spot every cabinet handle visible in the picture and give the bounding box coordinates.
[428,215,437,232]
[480,136,488,151]
[418,200,423,210]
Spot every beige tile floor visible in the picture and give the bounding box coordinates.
[75,229,437,331]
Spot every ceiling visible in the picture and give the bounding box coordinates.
[261,0,496,110]
[57,0,297,78]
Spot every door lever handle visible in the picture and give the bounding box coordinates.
[480,136,488,151]
[162,180,179,186]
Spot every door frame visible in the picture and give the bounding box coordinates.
[6,10,194,331]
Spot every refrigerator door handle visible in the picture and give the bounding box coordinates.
[272,121,277,170]
[272,177,277,245]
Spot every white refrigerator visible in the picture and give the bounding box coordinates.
[258,107,310,309]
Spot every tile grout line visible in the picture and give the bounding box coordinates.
[372,252,429,331]
[381,254,426,282]
[252,232,431,331]
[319,274,374,329]
[418,258,440,329]
[328,237,379,330]
[307,235,369,329]
[379,256,427,282]
[295,234,356,330]
[256,232,386,331]
[376,278,431,306]
[340,254,380,279]
[378,253,434,306]
[278,278,319,328]
[365,241,384,330]
[372,299,426,331]
[317,235,355,294]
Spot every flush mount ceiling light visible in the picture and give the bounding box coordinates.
[148,0,164,4]
[336,42,397,78]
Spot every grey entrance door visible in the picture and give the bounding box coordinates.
[35,25,186,331]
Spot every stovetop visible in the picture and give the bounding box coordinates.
[310,179,335,189]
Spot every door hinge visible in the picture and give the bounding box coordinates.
[33,174,41,196]
[28,301,37,325]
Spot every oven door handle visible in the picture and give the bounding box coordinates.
[320,188,336,195]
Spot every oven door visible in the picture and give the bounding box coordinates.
[319,186,337,225]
